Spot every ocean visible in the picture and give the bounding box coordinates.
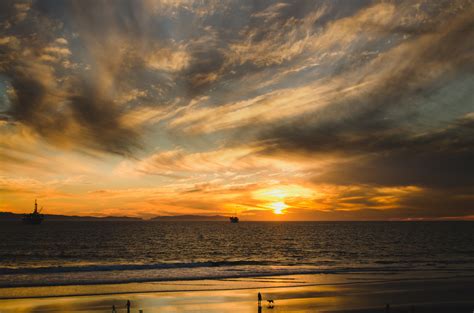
[0,221,473,288]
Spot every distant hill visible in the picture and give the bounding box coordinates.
[0,212,142,221]
[151,214,230,221]
[0,212,234,222]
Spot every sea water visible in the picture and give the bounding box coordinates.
[0,221,473,287]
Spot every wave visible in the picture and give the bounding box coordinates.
[2,267,474,290]
[2,259,474,290]
[2,258,473,276]
[0,266,423,289]
[2,262,473,289]
[0,260,277,275]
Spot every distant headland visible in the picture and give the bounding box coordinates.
[151,215,230,221]
[0,212,232,222]
[0,212,142,221]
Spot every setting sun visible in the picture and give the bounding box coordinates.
[269,201,288,215]
[251,185,314,215]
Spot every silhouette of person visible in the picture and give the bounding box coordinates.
[112,305,116,313]
[385,303,390,313]
[126,300,131,313]
[258,292,262,305]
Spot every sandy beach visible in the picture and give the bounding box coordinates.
[1,271,473,313]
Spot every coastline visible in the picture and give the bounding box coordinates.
[1,271,473,312]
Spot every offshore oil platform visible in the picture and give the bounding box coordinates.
[23,199,44,225]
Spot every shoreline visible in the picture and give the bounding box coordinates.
[1,271,473,312]
[2,263,473,289]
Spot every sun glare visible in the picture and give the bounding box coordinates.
[253,185,314,215]
[269,201,288,215]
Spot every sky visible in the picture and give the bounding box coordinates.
[0,0,473,220]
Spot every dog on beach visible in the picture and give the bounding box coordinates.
[267,299,275,309]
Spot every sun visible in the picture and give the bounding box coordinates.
[269,201,288,215]
[253,185,314,216]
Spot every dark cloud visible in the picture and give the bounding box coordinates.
[0,1,145,155]
[259,6,474,190]
[2,58,141,155]
[68,81,142,155]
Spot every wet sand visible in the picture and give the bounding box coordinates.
[0,272,473,312]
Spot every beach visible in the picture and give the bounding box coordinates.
[1,271,473,313]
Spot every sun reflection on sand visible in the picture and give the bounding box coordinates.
[1,272,470,313]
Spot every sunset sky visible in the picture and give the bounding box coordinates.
[1,0,473,220]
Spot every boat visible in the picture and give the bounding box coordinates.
[229,216,239,223]
[22,199,44,225]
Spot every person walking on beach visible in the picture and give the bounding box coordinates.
[258,292,262,305]
[112,305,116,313]
[126,300,131,313]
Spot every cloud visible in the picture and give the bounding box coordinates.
[257,5,474,189]
[119,145,305,181]
[0,1,147,155]
[167,84,334,134]
[165,2,473,137]
[146,44,191,73]
[1,0,473,219]
[2,57,142,155]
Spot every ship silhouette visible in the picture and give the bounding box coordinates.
[23,199,44,225]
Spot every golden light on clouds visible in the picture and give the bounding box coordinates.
[1,1,473,220]
[253,185,315,201]
[252,185,315,215]
[269,201,288,215]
